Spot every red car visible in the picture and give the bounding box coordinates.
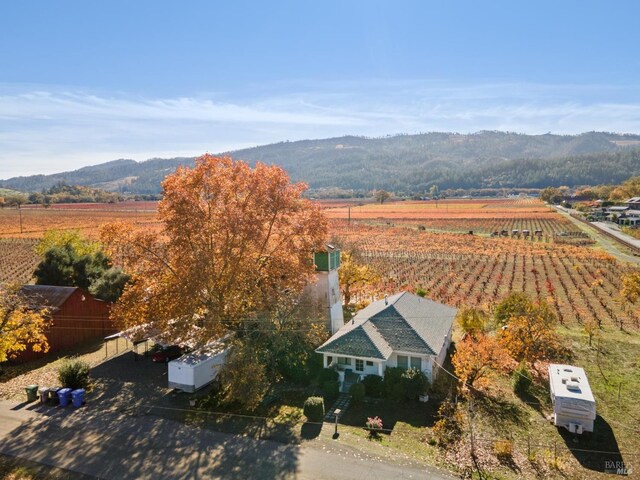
[151,345,184,363]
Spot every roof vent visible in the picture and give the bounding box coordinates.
[567,382,581,392]
[384,295,388,305]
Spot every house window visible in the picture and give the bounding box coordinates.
[411,357,422,370]
[355,359,364,371]
[366,361,373,366]
[397,355,408,369]
[338,357,351,366]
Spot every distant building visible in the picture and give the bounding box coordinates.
[625,197,640,207]
[17,285,113,362]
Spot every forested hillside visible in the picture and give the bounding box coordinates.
[3,131,640,194]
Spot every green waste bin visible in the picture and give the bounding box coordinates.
[25,385,38,402]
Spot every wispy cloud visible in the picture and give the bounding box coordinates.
[1,81,640,179]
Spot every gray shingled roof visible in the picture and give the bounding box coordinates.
[316,292,456,359]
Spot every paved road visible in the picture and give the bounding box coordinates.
[0,400,454,480]
[553,207,640,265]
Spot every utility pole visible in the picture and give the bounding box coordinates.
[468,397,475,457]
[348,207,351,225]
[18,203,23,234]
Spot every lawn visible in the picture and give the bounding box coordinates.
[438,325,640,479]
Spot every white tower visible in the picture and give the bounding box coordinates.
[308,246,344,334]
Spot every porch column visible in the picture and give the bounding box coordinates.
[377,361,383,376]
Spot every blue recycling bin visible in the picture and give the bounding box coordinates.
[71,389,85,407]
[57,388,72,407]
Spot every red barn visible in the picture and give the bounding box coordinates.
[17,285,114,362]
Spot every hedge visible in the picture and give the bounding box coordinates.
[349,382,365,404]
[362,374,384,398]
[303,396,325,422]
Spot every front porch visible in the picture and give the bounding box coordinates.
[323,353,435,392]
[324,354,384,392]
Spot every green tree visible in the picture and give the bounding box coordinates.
[494,292,535,326]
[72,251,111,290]
[456,307,488,339]
[34,246,77,286]
[540,187,566,204]
[35,229,101,257]
[373,189,391,204]
[34,231,128,302]
[89,267,131,303]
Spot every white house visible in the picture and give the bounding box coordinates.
[548,364,596,434]
[316,292,456,391]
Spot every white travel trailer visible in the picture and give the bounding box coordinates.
[548,364,596,434]
[168,341,229,393]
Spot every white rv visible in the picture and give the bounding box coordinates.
[548,364,596,434]
[168,341,229,393]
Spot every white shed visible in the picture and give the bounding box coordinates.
[548,364,596,434]
[168,341,229,393]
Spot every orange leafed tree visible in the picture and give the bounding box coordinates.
[451,334,508,392]
[100,155,328,345]
[0,285,50,362]
[499,310,561,365]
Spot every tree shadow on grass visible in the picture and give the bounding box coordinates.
[559,415,625,474]
[515,381,551,418]
[339,397,439,433]
[473,393,527,428]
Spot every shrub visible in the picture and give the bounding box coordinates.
[322,380,339,400]
[512,362,533,395]
[383,367,406,403]
[383,367,429,402]
[401,368,429,401]
[362,374,384,398]
[58,358,91,390]
[318,368,339,384]
[493,439,514,460]
[306,353,324,381]
[349,382,365,404]
[303,396,324,422]
[432,400,463,446]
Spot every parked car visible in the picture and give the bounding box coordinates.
[151,345,184,363]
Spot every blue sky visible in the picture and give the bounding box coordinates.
[2,1,640,178]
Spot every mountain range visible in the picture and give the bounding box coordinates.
[3,131,640,194]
